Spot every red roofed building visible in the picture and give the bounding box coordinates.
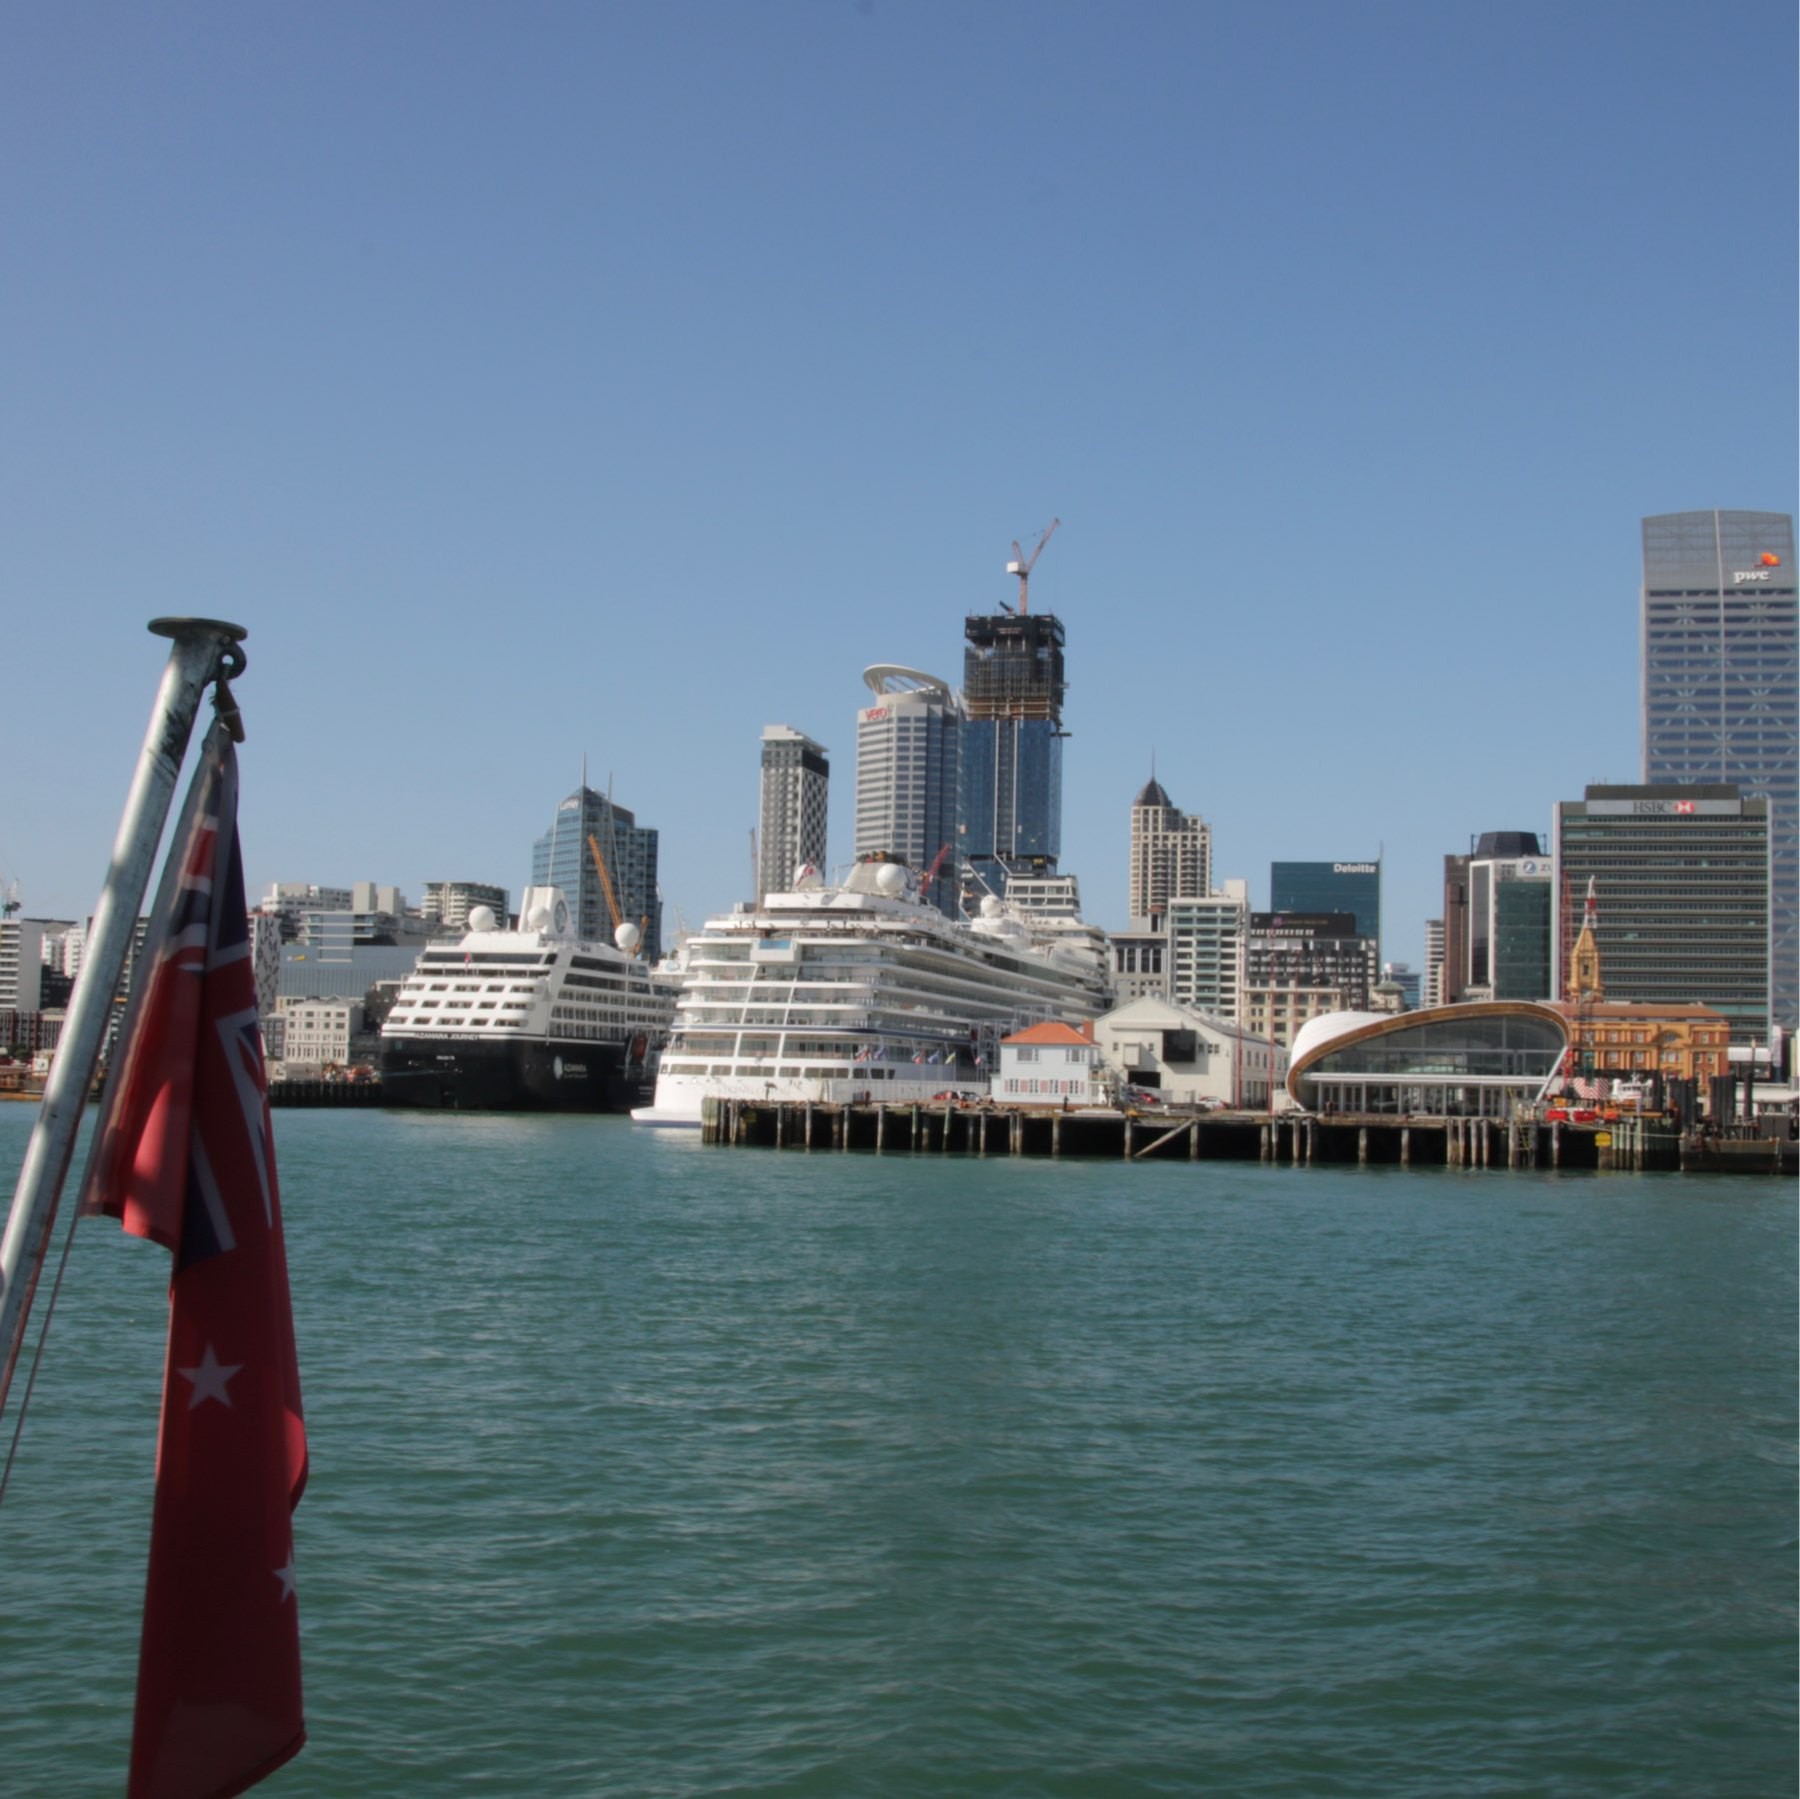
[998,1020,1100,1106]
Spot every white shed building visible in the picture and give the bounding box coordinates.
[1095,996,1285,1109]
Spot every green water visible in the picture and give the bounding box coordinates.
[1,1106,1793,1796]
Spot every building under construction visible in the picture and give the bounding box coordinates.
[959,608,1068,889]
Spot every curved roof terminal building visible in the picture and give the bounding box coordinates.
[1287,1003,1570,1117]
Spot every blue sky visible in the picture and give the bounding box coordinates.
[4,1,1794,964]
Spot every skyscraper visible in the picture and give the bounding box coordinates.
[1128,777,1212,926]
[531,785,661,960]
[1440,832,1550,1004]
[1641,509,1797,1029]
[855,666,961,915]
[1270,860,1381,951]
[958,609,1066,892]
[757,725,829,903]
[1552,783,1769,1043]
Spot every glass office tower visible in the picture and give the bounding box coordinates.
[1270,861,1381,951]
[1642,510,1797,1029]
[1552,783,1770,1043]
[531,786,661,961]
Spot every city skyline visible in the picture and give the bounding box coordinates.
[3,5,1792,971]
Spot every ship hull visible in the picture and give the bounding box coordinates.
[379,1034,655,1113]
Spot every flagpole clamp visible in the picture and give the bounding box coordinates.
[148,618,249,741]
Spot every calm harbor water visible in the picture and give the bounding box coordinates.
[0,1103,1793,1797]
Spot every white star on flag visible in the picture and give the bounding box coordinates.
[273,1557,299,1603]
[179,1342,243,1409]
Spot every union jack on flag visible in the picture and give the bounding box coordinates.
[80,722,306,1799]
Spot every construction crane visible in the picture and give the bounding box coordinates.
[919,844,952,898]
[587,833,624,935]
[1006,517,1060,615]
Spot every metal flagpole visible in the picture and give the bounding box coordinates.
[0,617,248,1423]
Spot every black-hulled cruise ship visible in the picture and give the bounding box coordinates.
[378,886,677,1111]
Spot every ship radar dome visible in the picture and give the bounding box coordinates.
[980,894,1003,918]
[614,921,642,954]
[874,862,907,896]
[466,905,497,933]
[793,862,822,890]
[527,905,553,932]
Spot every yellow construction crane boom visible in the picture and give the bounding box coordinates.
[587,833,624,935]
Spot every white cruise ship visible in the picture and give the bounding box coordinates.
[631,855,1112,1126]
[379,887,677,1112]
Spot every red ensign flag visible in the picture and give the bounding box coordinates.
[81,722,306,1799]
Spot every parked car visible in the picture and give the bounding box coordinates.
[1120,1085,1164,1107]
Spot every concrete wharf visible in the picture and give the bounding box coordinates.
[699,1100,1719,1173]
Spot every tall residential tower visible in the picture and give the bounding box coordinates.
[1641,510,1796,1029]
[855,666,961,915]
[757,725,830,903]
[1128,777,1212,927]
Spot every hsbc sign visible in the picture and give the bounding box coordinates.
[1587,798,1741,817]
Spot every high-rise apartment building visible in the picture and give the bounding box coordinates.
[1270,861,1381,951]
[855,666,962,916]
[1423,919,1445,1008]
[1129,777,1212,926]
[958,610,1066,890]
[421,881,510,931]
[1641,510,1796,1029]
[0,917,54,1011]
[1552,783,1770,1043]
[1167,881,1250,1020]
[531,785,661,960]
[757,725,830,903]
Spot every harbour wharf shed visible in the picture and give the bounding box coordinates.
[1094,995,1283,1110]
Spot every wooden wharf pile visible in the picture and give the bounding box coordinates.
[699,1100,1705,1172]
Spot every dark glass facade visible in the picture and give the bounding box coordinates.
[1493,879,1552,1000]
[1270,861,1381,948]
[531,787,661,961]
[959,612,1066,887]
